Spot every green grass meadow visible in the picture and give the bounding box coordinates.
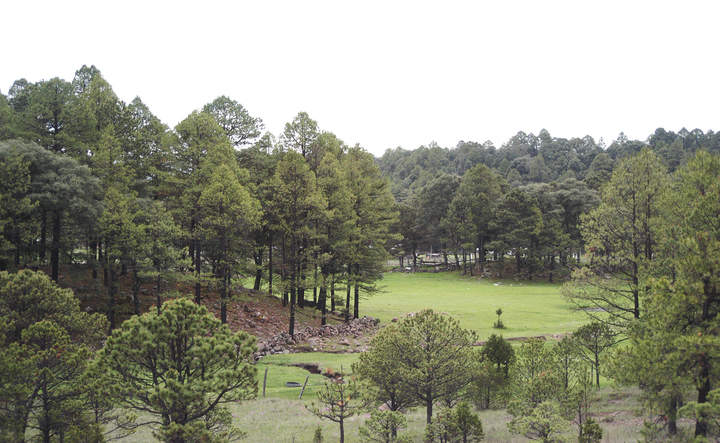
[257,352,360,400]
[254,272,585,405]
[115,272,639,442]
[363,272,584,339]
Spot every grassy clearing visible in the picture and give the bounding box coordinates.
[115,386,651,442]
[363,272,585,339]
[256,353,360,400]
[109,272,658,442]
[255,272,585,402]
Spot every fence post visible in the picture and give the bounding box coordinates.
[262,367,268,398]
[299,375,310,399]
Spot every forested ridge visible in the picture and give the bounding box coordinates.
[0,65,399,333]
[2,64,720,441]
[379,127,720,282]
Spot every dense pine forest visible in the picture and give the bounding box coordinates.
[1,65,719,442]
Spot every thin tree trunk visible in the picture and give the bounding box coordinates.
[92,240,98,279]
[101,240,107,286]
[695,358,711,437]
[107,264,116,330]
[289,238,297,336]
[426,393,433,424]
[353,264,360,319]
[221,272,228,324]
[595,353,600,387]
[42,388,51,443]
[281,235,287,306]
[156,273,162,314]
[268,233,273,296]
[50,209,61,282]
[313,265,318,305]
[132,267,141,315]
[330,276,336,312]
[339,418,345,443]
[345,264,351,323]
[319,273,327,325]
[289,281,296,337]
[298,259,305,308]
[254,248,263,291]
[194,243,201,304]
[40,209,47,264]
[668,392,678,435]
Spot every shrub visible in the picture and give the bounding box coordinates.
[359,410,407,443]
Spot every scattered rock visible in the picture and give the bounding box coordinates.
[254,316,379,359]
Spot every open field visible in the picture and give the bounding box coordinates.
[115,386,665,442]
[255,272,586,403]
[257,352,360,400]
[102,271,647,442]
[362,272,585,339]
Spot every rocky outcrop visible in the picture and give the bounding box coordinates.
[255,316,379,359]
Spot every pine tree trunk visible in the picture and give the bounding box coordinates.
[668,392,678,435]
[345,264,351,323]
[107,263,116,330]
[268,233,273,296]
[100,240,107,286]
[426,392,433,424]
[353,264,360,319]
[132,268,141,315]
[92,239,98,279]
[289,238,297,336]
[281,235,287,306]
[695,358,711,437]
[253,248,263,291]
[313,265,318,305]
[51,209,61,282]
[289,283,296,337]
[330,277,336,312]
[298,259,305,308]
[319,274,327,326]
[39,209,46,264]
[221,273,228,324]
[194,244,201,304]
[156,273,162,315]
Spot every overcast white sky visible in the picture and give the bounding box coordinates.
[2,1,718,155]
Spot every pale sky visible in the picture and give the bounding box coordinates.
[2,1,718,155]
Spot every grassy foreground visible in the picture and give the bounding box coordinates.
[362,272,584,339]
[116,387,650,442]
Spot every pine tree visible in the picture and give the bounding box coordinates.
[0,270,107,441]
[197,162,261,323]
[94,298,257,442]
[564,148,669,329]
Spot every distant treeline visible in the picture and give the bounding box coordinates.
[378,128,720,279]
[377,128,720,198]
